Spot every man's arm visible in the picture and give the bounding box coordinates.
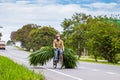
[61,40,64,51]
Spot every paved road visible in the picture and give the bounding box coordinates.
[0,46,120,80]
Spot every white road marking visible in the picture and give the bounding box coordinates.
[79,66,118,75]
[91,69,100,71]
[46,68,83,80]
[106,72,116,75]
[79,66,88,69]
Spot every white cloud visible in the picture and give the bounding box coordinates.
[0,1,120,42]
[85,2,118,11]
[93,2,117,8]
[0,0,14,2]
[0,3,87,41]
[16,0,30,4]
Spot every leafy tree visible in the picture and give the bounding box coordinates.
[11,25,57,51]
[61,13,120,63]
[29,26,57,51]
[7,40,14,45]
[11,24,39,50]
[85,16,120,63]
[61,13,91,58]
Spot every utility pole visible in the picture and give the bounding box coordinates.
[0,26,3,40]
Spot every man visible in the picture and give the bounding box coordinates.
[53,33,64,62]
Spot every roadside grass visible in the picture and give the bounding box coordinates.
[15,46,25,51]
[15,46,33,53]
[80,56,120,66]
[0,55,45,80]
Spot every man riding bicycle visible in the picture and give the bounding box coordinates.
[53,33,64,64]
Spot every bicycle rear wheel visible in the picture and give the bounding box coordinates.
[53,59,57,68]
[59,54,63,69]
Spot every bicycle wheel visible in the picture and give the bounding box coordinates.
[53,59,57,68]
[59,54,63,69]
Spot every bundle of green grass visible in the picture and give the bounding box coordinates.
[29,46,78,68]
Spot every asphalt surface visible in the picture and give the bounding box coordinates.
[0,46,120,80]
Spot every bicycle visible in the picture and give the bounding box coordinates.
[53,50,63,69]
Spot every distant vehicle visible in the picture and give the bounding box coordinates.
[0,41,6,50]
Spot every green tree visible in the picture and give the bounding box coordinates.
[61,13,91,58]
[29,26,57,51]
[7,40,14,45]
[11,24,38,50]
[61,13,120,63]
[11,25,57,51]
[85,16,120,63]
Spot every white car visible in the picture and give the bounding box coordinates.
[0,41,5,50]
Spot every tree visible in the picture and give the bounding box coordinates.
[85,16,120,63]
[29,26,57,51]
[61,13,92,58]
[7,40,14,45]
[11,24,58,51]
[11,24,39,50]
[61,13,120,63]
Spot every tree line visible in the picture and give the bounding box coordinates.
[10,24,57,51]
[10,13,120,63]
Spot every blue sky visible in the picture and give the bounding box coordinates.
[0,0,120,42]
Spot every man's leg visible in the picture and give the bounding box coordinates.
[54,49,58,61]
[59,49,63,59]
[58,49,63,61]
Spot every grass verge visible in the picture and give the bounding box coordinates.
[15,46,25,51]
[80,57,120,66]
[0,55,45,80]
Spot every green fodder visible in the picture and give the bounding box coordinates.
[29,46,54,66]
[0,55,45,80]
[63,48,78,68]
[29,46,78,68]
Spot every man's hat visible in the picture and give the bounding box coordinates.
[56,33,60,37]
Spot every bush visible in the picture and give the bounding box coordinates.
[114,54,120,63]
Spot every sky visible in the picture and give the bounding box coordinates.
[0,0,120,42]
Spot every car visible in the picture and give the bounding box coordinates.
[0,41,6,50]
